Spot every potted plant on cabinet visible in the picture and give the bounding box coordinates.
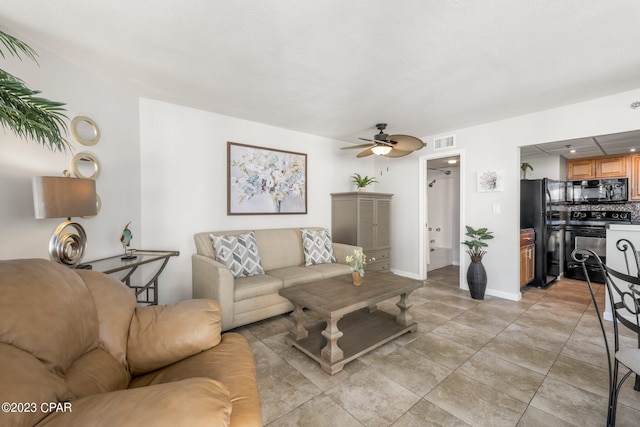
[351,173,378,192]
[521,162,533,179]
[462,226,494,300]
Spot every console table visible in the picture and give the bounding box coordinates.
[81,250,179,305]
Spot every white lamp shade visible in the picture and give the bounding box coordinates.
[32,176,98,219]
[371,145,392,155]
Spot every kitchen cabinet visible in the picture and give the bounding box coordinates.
[630,154,640,200]
[567,156,627,180]
[331,192,392,271]
[520,229,535,287]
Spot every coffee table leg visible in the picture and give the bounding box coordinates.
[321,317,344,363]
[395,292,414,326]
[289,302,308,341]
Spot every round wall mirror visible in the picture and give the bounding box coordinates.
[72,152,101,180]
[71,116,100,146]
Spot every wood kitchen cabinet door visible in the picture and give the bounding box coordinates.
[595,156,626,178]
[520,230,535,287]
[631,154,640,200]
[567,159,595,180]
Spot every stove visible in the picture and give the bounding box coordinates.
[568,210,631,226]
[565,210,631,283]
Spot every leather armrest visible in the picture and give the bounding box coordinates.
[127,299,222,375]
[37,378,231,427]
[192,254,235,330]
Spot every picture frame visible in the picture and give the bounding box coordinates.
[477,170,503,192]
[227,142,307,215]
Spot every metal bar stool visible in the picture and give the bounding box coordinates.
[572,247,640,426]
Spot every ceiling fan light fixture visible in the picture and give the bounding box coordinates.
[371,145,392,156]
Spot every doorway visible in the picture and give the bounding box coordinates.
[419,150,464,287]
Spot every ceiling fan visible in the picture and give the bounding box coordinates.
[342,123,425,158]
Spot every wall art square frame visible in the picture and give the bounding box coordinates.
[227,142,307,215]
[477,170,503,192]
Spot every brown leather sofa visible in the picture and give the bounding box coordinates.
[0,259,262,427]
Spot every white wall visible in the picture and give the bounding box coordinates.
[0,41,141,262]
[521,154,567,181]
[377,87,640,301]
[139,98,371,303]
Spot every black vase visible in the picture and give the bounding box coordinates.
[467,260,487,300]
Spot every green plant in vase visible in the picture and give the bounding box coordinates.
[345,249,375,286]
[462,226,494,299]
[351,173,378,191]
[521,162,533,179]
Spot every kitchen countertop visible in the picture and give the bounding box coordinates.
[607,223,640,231]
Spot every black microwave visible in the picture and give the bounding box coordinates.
[567,178,628,204]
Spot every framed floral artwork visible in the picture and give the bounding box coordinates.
[227,142,307,215]
[477,170,503,192]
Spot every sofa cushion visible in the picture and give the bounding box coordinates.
[307,262,353,278]
[40,378,232,427]
[0,259,99,375]
[301,228,336,266]
[268,266,324,287]
[210,231,265,278]
[64,348,131,400]
[234,274,283,302]
[77,269,137,370]
[129,333,262,427]
[254,228,306,270]
[128,300,223,376]
[0,343,68,427]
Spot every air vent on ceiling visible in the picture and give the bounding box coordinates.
[433,135,455,150]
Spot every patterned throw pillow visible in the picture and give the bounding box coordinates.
[301,228,336,266]
[210,231,265,278]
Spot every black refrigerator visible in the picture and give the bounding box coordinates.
[520,179,565,287]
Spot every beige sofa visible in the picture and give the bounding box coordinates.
[0,258,261,427]
[192,227,360,331]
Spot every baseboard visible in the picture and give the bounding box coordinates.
[484,288,522,301]
[389,269,422,281]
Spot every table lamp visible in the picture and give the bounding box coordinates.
[32,175,98,267]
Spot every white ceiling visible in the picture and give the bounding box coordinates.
[2,1,640,145]
[520,129,640,159]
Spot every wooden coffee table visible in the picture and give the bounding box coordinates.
[279,272,421,374]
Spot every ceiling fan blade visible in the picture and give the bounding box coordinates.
[358,137,375,142]
[356,147,374,158]
[342,143,373,150]
[385,149,412,158]
[388,134,425,152]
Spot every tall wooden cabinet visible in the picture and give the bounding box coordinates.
[331,192,392,271]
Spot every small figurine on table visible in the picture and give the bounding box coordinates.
[120,222,137,260]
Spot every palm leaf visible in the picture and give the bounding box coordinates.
[0,30,38,63]
[0,30,69,152]
[0,69,69,151]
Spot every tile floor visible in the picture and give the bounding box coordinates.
[233,266,640,426]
